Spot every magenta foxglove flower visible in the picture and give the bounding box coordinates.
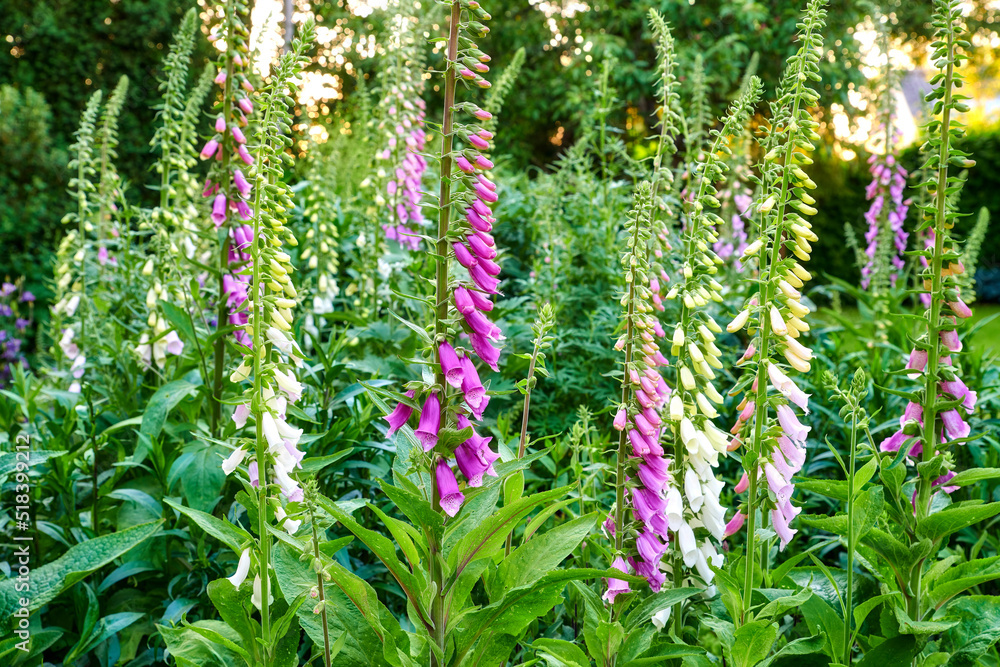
[435,459,465,517]
[723,510,746,538]
[385,390,416,435]
[439,341,465,388]
[201,138,220,160]
[415,392,441,451]
[211,194,228,226]
[602,557,631,603]
[459,355,488,418]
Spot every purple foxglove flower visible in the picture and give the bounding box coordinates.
[460,356,488,418]
[940,329,962,352]
[879,429,914,454]
[477,173,496,191]
[473,107,492,121]
[454,286,477,315]
[476,184,498,203]
[215,116,226,133]
[777,436,805,470]
[232,125,246,144]
[456,156,475,173]
[234,168,252,197]
[20,291,34,303]
[613,407,627,431]
[468,134,489,150]
[636,530,667,563]
[248,461,259,487]
[636,459,669,494]
[385,390,416,435]
[235,199,252,220]
[238,97,253,114]
[455,441,490,487]
[435,460,465,517]
[470,333,501,371]
[941,378,977,412]
[628,429,651,456]
[415,392,441,451]
[633,412,656,437]
[642,406,661,427]
[776,404,810,443]
[453,242,477,269]
[439,341,465,388]
[467,234,496,260]
[724,510,746,538]
[635,558,666,592]
[735,472,749,494]
[475,155,494,170]
[471,199,491,217]
[632,487,666,525]
[948,299,972,319]
[466,207,493,232]
[764,462,792,504]
[463,308,502,341]
[603,556,631,603]
[941,408,971,441]
[469,264,500,294]
[237,144,254,166]
[200,138,220,160]
[214,69,226,84]
[211,194,228,226]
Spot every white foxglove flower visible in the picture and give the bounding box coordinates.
[222,447,247,475]
[228,548,251,587]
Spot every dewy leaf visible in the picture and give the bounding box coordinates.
[893,604,958,636]
[946,468,1000,488]
[623,588,701,632]
[940,596,1000,666]
[731,620,778,667]
[532,638,589,667]
[927,557,1000,610]
[796,479,850,503]
[917,502,1000,542]
[158,622,246,667]
[0,450,66,477]
[0,520,162,626]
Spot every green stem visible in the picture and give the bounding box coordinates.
[310,508,332,667]
[844,415,858,665]
[505,338,541,556]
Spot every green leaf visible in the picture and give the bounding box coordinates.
[623,588,701,631]
[447,485,571,575]
[0,450,66,477]
[314,493,430,631]
[533,638,589,667]
[946,468,1000,487]
[0,520,162,627]
[497,513,597,593]
[797,479,849,503]
[164,498,252,554]
[207,579,259,662]
[893,604,958,636]
[731,620,778,667]
[299,449,354,474]
[758,634,826,667]
[141,380,198,440]
[928,557,1000,609]
[941,596,1000,666]
[377,480,443,540]
[181,444,228,512]
[799,595,844,661]
[185,622,253,663]
[917,502,1000,542]
[160,300,197,343]
[756,587,813,622]
[854,457,879,496]
[855,635,917,667]
[853,592,901,630]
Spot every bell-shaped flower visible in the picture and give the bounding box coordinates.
[415,392,441,451]
[385,390,416,435]
[439,341,466,388]
[602,556,631,604]
[228,548,251,587]
[435,459,465,517]
[222,447,247,475]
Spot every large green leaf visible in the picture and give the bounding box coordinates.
[623,588,701,631]
[946,468,1000,488]
[917,502,1000,542]
[758,634,825,667]
[447,485,571,576]
[141,380,198,440]
[0,450,66,477]
[495,513,597,594]
[164,498,252,554]
[0,520,162,626]
[731,620,778,667]
[159,621,246,667]
[207,579,260,663]
[181,444,227,513]
[941,596,1000,666]
[315,494,430,632]
[798,486,883,542]
[272,543,412,667]
[533,638,589,667]
[856,635,917,667]
[927,556,1000,609]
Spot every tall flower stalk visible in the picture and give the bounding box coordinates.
[605,181,673,598]
[218,22,315,662]
[878,0,978,623]
[202,0,255,435]
[380,1,502,662]
[726,0,826,621]
[660,78,761,628]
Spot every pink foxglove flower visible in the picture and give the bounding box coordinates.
[415,392,442,452]
[435,459,465,517]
